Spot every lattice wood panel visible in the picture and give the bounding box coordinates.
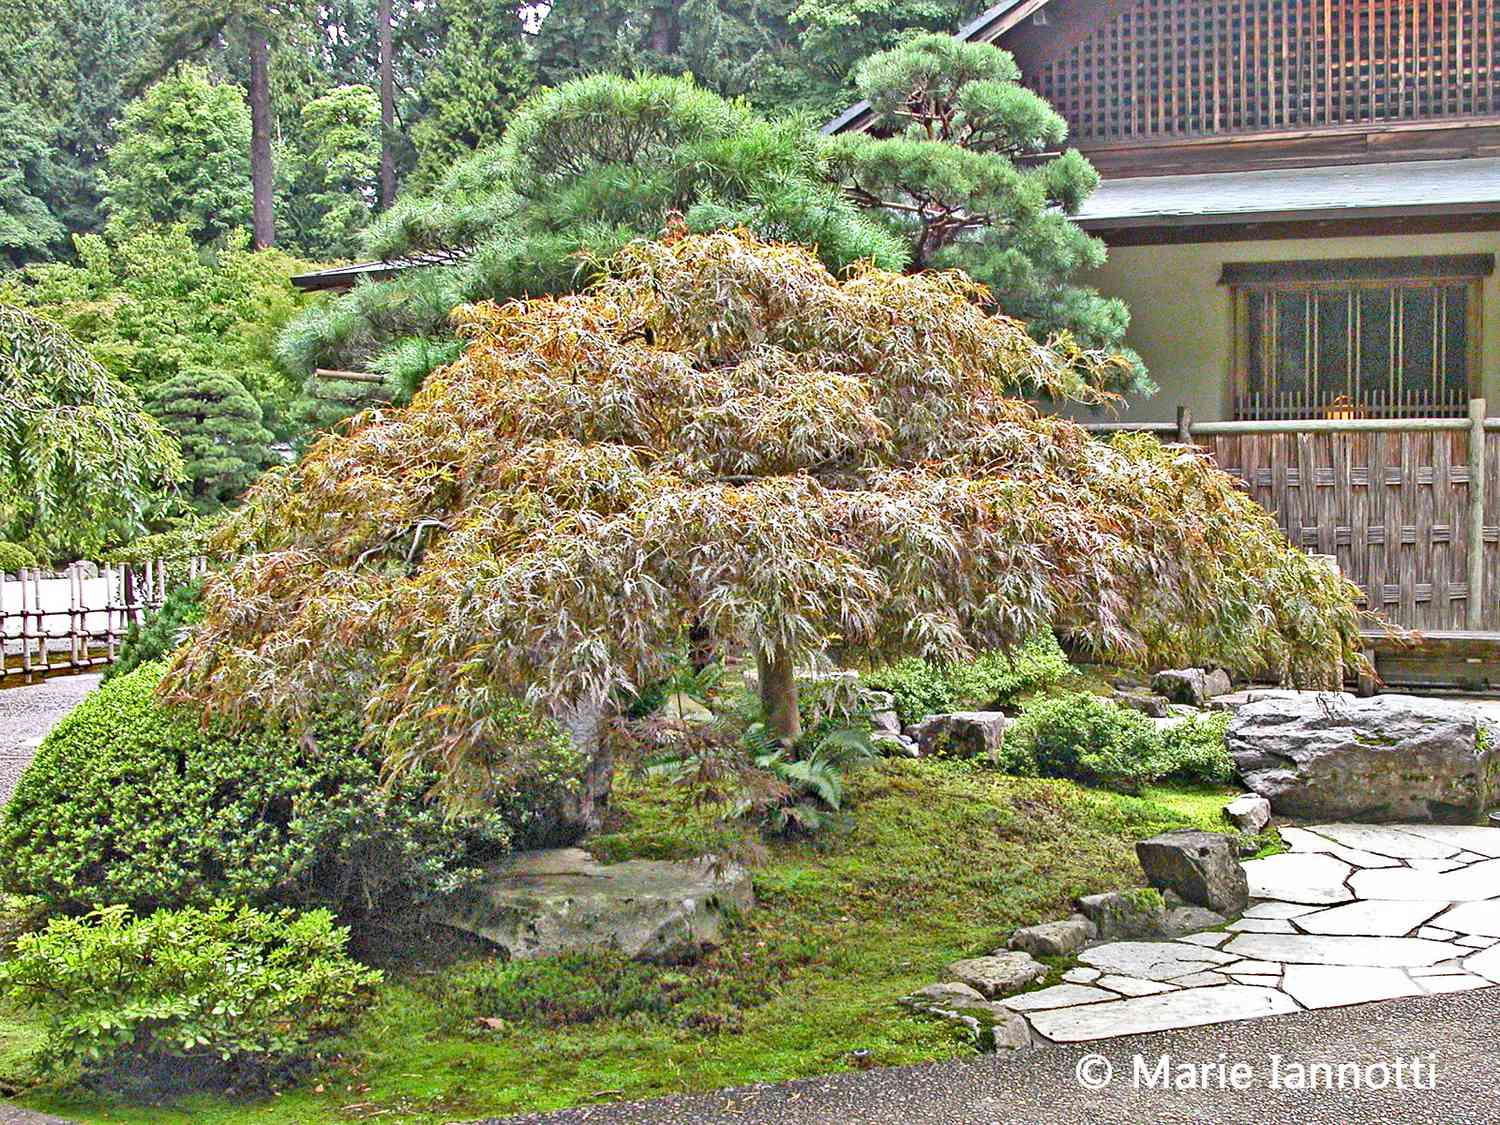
[1203,429,1481,629]
[1033,0,1500,144]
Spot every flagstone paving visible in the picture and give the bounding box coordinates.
[1008,822,1500,1044]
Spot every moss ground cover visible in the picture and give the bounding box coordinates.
[3,761,1232,1123]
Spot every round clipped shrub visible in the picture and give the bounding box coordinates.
[0,540,38,574]
[1004,691,1166,792]
[865,633,1073,725]
[0,662,535,924]
[0,901,381,1092]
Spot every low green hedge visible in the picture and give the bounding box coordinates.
[0,662,525,925]
[0,901,380,1092]
[865,633,1073,725]
[1003,692,1233,792]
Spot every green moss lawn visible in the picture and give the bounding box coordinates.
[2,761,1235,1124]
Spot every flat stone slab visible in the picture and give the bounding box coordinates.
[1350,858,1500,902]
[1224,932,1464,968]
[1079,941,1236,981]
[1243,900,1323,919]
[1242,852,1354,904]
[1385,824,1500,858]
[1295,899,1450,937]
[1433,901,1500,937]
[1277,826,1402,868]
[1000,984,1116,1012]
[1176,932,1232,948]
[1417,973,1492,994]
[1305,823,1460,860]
[444,847,754,961]
[1463,944,1500,983]
[1095,974,1177,997]
[1026,985,1298,1043]
[945,952,1049,998]
[1227,917,1296,933]
[1280,965,1425,1009]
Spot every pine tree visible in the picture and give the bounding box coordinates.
[147,367,274,513]
[828,34,1151,395]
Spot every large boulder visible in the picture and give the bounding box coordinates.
[910,711,1006,760]
[1151,668,1232,706]
[444,848,753,962]
[1227,693,1498,823]
[1135,829,1249,915]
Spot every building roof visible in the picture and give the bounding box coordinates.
[1073,157,1500,231]
[289,251,467,292]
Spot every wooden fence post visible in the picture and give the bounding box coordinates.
[1176,404,1193,444]
[1468,396,1486,630]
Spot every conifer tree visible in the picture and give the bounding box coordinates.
[147,367,274,513]
[828,34,1150,395]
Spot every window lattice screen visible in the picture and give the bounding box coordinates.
[1032,0,1499,143]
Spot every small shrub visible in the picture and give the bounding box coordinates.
[0,902,380,1092]
[0,662,533,925]
[0,541,37,573]
[866,633,1072,725]
[1004,691,1166,792]
[101,579,204,683]
[0,893,45,956]
[1159,711,1235,785]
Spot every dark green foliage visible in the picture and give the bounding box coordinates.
[0,540,37,573]
[1003,693,1234,791]
[451,950,677,1029]
[0,103,65,266]
[147,368,274,513]
[1159,711,1235,785]
[1003,691,1165,791]
[865,633,1073,725]
[278,73,904,379]
[0,662,517,924]
[407,0,534,187]
[0,901,380,1092]
[829,34,1150,396]
[102,579,203,684]
[101,64,252,244]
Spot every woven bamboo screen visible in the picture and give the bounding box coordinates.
[1032,0,1499,144]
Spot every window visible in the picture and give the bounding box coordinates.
[1224,256,1490,420]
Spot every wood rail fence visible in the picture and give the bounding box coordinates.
[1084,398,1500,633]
[0,558,207,683]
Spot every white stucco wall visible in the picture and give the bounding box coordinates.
[1083,230,1500,423]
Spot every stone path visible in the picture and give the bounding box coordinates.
[0,673,99,805]
[1006,822,1500,1044]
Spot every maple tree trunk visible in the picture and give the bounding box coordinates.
[378,0,395,208]
[758,645,801,746]
[248,27,275,248]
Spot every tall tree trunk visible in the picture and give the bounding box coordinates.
[757,646,801,746]
[378,0,395,208]
[248,27,275,248]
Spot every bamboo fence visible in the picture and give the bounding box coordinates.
[0,558,209,683]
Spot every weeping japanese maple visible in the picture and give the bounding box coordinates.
[167,229,1365,818]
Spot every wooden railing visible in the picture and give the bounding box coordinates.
[1083,398,1499,631]
[0,558,208,683]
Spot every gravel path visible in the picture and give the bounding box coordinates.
[479,987,1500,1124]
[0,673,100,805]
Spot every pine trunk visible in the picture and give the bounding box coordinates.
[378,0,395,208]
[758,646,801,745]
[248,27,275,248]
